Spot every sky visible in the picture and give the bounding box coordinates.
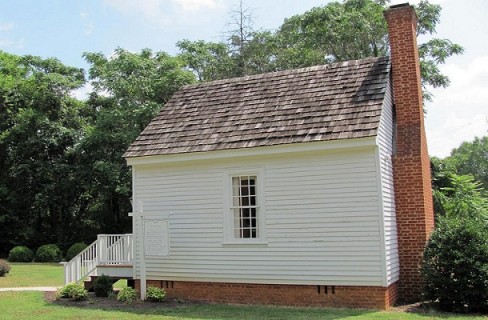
[0,0,486,158]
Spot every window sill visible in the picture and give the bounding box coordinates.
[221,240,268,247]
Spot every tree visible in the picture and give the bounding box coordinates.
[81,48,194,234]
[177,40,235,81]
[447,136,488,190]
[431,136,488,218]
[0,51,88,253]
[178,0,463,103]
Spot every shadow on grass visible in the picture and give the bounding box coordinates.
[48,293,378,320]
[47,293,487,320]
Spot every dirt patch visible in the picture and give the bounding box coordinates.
[390,302,425,313]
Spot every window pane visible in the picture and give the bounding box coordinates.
[231,175,258,239]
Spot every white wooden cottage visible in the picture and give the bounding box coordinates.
[64,3,434,309]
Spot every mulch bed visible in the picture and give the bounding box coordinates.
[44,291,192,309]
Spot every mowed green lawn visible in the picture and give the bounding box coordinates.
[1,291,487,320]
[0,263,64,287]
[0,263,486,319]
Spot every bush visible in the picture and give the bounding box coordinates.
[8,246,34,262]
[117,287,138,304]
[93,274,114,297]
[65,242,88,261]
[146,286,166,302]
[35,244,62,262]
[421,216,488,313]
[57,283,88,301]
[0,259,10,276]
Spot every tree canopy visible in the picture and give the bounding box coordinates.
[0,49,194,254]
[178,0,463,101]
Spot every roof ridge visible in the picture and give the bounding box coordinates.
[181,56,389,89]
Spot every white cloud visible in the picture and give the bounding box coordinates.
[0,21,16,48]
[80,11,94,35]
[71,83,94,101]
[103,0,224,25]
[425,56,488,158]
[0,22,14,32]
[171,0,221,12]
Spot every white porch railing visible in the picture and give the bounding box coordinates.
[62,234,133,284]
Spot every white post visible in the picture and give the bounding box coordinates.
[60,262,68,284]
[138,200,146,300]
[140,214,146,300]
[96,234,102,265]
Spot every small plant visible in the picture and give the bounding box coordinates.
[56,283,88,301]
[65,242,88,261]
[117,287,138,304]
[35,244,62,262]
[0,259,11,276]
[93,274,114,297]
[8,246,34,262]
[107,290,118,300]
[146,286,166,302]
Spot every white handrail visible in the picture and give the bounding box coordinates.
[62,234,133,284]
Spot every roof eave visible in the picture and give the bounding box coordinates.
[125,136,378,166]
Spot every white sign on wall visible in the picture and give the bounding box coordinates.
[144,219,169,256]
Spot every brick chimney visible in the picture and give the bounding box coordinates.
[384,3,435,302]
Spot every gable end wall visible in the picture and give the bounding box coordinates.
[375,76,400,285]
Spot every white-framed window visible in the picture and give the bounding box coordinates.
[232,175,258,239]
[223,171,266,244]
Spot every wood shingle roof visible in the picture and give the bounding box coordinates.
[124,56,390,158]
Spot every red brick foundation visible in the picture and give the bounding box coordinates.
[135,280,398,309]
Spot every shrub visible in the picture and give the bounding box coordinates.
[35,244,62,262]
[57,283,88,301]
[0,259,10,276]
[93,274,114,297]
[8,246,34,262]
[65,242,88,261]
[117,287,137,304]
[421,216,488,313]
[146,286,166,302]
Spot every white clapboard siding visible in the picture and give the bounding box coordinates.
[376,76,400,284]
[131,145,389,286]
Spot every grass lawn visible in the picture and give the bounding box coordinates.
[1,291,487,320]
[0,262,126,288]
[0,263,64,287]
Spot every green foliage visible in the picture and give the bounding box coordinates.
[93,274,114,297]
[35,244,62,262]
[440,175,488,219]
[146,286,166,302]
[65,242,88,261]
[421,215,488,313]
[0,259,10,276]
[0,50,89,255]
[78,48,194,235]
[116,286,138,304]
[177,40,235,81]
[177,0,462,103]
[56,283,88,301]
[8,246,34,262]
[432,136,488,218]
[448,136,488,191]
